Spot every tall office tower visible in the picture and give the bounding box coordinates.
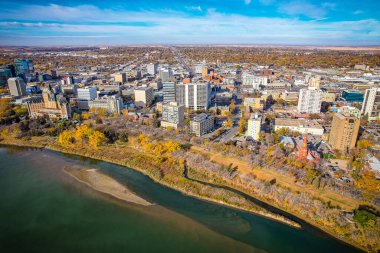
[308,75,321,89]
[176,82,211,111]
[246,114,262,141]
[161,102,184,129]
[134,86,154,106]
[328,113,360,153]
[147,63,158,75]
[7,77,26,97]
[14,59,34,81]
[0,68,12,86]
[77,87,97,110]
[114,73,127,84]
[163,81,177,103]
[297,88,322,114]
[361,88,380,121]
[242,74,268,89]
[159,68,173,82]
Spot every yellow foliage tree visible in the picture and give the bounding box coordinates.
[88,131,106,149]
[82,112,91,120]
[58,130,75,146]
[225,120,233,128]
[75,125,93,143]
[165,141,182,153]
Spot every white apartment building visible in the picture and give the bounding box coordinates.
[176,82,211,110]
[134,86,154,107]
[242,74,268,89]
[246,114,262,141]
[161,102,184,129]
[297,88,322,114]
[147,63,158,75]
[361,88,380,121]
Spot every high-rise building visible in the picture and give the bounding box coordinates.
[134,86,154,106]
[246,114,262,141]
[114,73,127,84]
[159,68,173,82]
[77,87,97,110]
[329,113,360,152]
[361,88,380,121]
[8,77,26,97]
[14,59,34,81]
[242,74,268,89]
[342,90,364,103]
[163,81,177,103]
[190,113,214,137]
[0,69,12,86]
[88,96,124,115]
[308,75,321,89]
[297,88,322,114]
[161,102,184,129]
[176,82,211,110]
[147,63,158,75]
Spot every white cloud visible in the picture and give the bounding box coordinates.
[278,1,326,19]
[0,4,379,45]
[245,0,251,5]
[186,6,202,12]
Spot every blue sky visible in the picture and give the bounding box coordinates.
[0,0,379,46]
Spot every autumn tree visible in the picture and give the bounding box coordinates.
[89,131,106,149]
[238,118,247,134]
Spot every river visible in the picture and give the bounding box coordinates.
[0,146,362,253]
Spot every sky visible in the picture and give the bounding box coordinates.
[0,0,379,46]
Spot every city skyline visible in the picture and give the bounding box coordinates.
[0,0,379,46]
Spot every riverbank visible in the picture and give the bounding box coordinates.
[0,139,367,252]
[63,167,152,206]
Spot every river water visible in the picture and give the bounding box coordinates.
[0,146,362,253]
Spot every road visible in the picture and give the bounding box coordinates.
[214,127,238,143]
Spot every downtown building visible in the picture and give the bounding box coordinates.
[114,73,127,84]
[190,113,214,137]
[163,80,177,103]
[134,86,154,107]
[242,74,268,90]
[14,58,34,81]
[361,88,380,121]
[161,102,184,129]
[246,114,262,141]
[8,77,26,97]
[297,88,322,114]
[27,87,71,119]
[176,81,211,110]
[328,113,360,153]
[88,95,124,115]
[77,87,97,110]
[147,63,158,75]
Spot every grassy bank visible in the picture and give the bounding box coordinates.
[0,137,370,252]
